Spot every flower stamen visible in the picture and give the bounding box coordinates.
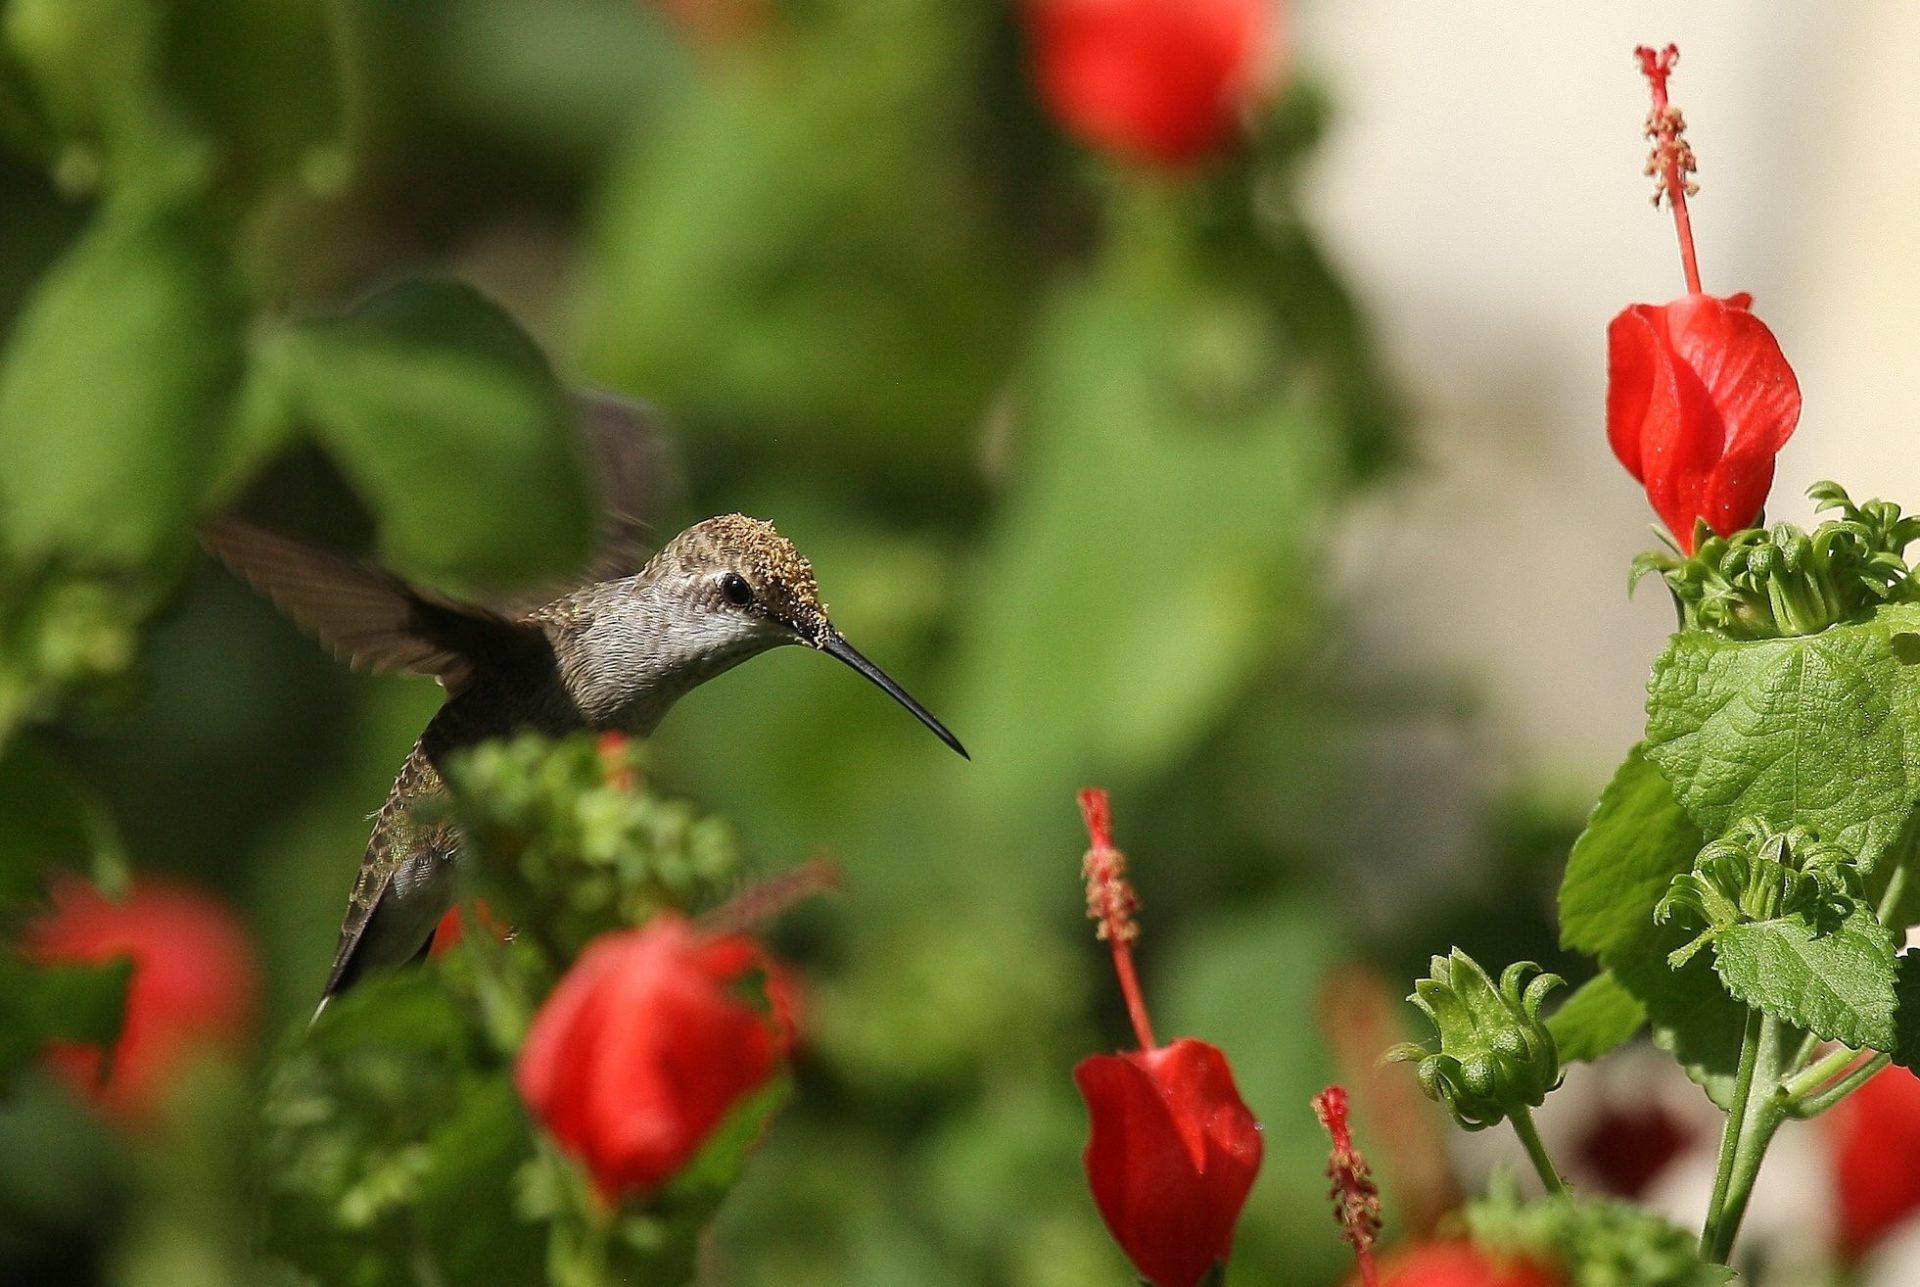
[1635,43,1703,293]
[1079,788,1156,1051]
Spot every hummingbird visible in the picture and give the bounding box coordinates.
[206,510,966,1016]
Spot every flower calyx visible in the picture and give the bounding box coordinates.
[1655,819,1861,969]
[1387,950,1563,1131]
[1630,482,1920,639]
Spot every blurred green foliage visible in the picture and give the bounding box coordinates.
[0,0,1571,1283]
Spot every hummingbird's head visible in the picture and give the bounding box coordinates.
[650,515,967,757]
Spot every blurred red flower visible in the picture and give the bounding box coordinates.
[426,897,508,959]
[1024,0,1277,169]
[1073,789,1262,1287]
[22,875,259,1119]
[1827,1064,1920,1260]
[1364,1242,1560,1287]
[1606,292,1800,551]
[516,915,794,1200]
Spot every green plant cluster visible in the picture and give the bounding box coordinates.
[1423,486,1920,1268]
[1631,482,1920,638]
[260,733,771,1287]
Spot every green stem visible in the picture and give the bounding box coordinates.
[1507,1104,1568,1197]
[1791,1051,1890,1119]
[1701,1011,1783,1264]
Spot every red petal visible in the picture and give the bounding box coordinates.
[1606,293,1801,550]
[1075,1038,1262,1287]
[516,916,787,1200]
[1605,303,1667,482]
[1663,295,1801,534]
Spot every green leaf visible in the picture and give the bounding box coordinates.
[0,952,131,1087]
[158,0,346,201]
[1556,747,1752,1102]
[1645,603,1920,875]
[1610,944,1759,1111]
[1560,745,1702,958]
[0,736,124,907]
[1710,903,1898,1051]
[1547,973,1646,1064]
[276,280,595,586]
[0,205,245,566]
[1892,951,1920,1070]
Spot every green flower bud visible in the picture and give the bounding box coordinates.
[1633,482,1920,639]
[1656,819,1860,967]
[1386,950,1563,1131]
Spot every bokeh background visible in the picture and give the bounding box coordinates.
[4,0,1916,1283]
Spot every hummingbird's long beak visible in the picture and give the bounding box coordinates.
[817,631,969,760]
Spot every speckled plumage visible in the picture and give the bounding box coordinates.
[208,512,959,1014]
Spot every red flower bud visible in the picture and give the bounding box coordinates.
[21,875,260,1120]
[1363,1242,1560,1287]
[515,915,794,1200]
[1606,292,1800,550]
[1825,1064,1920,1259]
[1076,1038,1263,1287]
[1023,0,1278,169]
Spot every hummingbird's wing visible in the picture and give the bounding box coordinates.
[572,389,679,582]
[203,520,548,692]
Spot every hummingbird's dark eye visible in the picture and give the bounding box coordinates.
[719,572,753,607]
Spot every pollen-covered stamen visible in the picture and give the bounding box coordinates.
[1634,42,1703,293]
[1079,788,1156,1050]
[1313,1085,1382,1287]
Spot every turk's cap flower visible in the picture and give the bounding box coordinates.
[1386,950,1562,1131]
[516,914,794,1200]
[1076,1037,1264,1287]
[1023,0,1279,170]
[1606,292,1801,552]
[21,875,260,1120]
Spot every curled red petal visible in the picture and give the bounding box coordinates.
[1605,303,1667,482]
[1075,1038,1263,1287]
[515,915,789,1200]
[1604,292,1801,550]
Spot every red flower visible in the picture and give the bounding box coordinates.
[1826,1064,1920,1259]
[1077,1040,1263,1287]
[21,875,260,1119]
[1024,0,1277,169]
[515,915,794,1200]
[1364,1242,1560,1287]
[1073,789,1263,1287]
[1606,45,1800,553]
[1606,293,1800,550]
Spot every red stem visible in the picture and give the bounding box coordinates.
[1636,44,1703,294]
[1111,939,1158,1052]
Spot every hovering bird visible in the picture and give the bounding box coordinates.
[208,414,965,1016]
